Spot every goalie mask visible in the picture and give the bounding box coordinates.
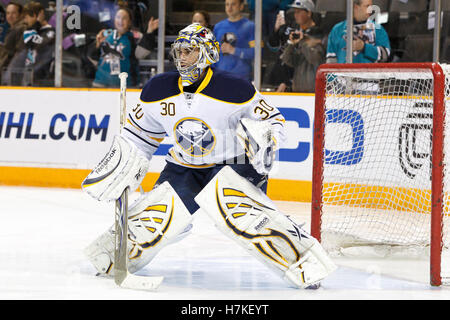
[171,23,220,86]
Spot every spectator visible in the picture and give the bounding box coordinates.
[0,1,25,80]
[89,7,139,88]
[247,0,291,38]
[213,0,255,81]
[192,10,212,30]
[0,1,22,44]
[265,5,299,92]
[269,0,324,93]
[4,1,55,85]
[326,0,390,63]
[135,15,158,59]
[30,3,56,82]
[282,25,325,92]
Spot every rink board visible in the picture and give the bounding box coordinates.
[321,93,435,214]
[0,87,435,204]
[0,87,315,201]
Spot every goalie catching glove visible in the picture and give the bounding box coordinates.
[82,135,150,201]
[236,118,276,175]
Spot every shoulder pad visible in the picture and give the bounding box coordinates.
[201,69,256,104]
[140,71,181,102]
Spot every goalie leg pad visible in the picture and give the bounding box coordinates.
[84,182,193,275]
[82,135,150,202]
[194,166,337,288]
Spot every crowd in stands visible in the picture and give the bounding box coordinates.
[0,1,56,85]
[0,0,447,91]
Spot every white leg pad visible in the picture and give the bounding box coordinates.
[194,166,337,288]
[84,181,193,275]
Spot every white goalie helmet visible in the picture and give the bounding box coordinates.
[171,23,220,86]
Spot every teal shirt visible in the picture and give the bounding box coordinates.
[326,20,391,63]
[247,0,291,11]
[94,30,137,87]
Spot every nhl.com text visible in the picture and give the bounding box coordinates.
[0,112,110,141]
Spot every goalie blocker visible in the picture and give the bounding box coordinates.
[81,135,150,202]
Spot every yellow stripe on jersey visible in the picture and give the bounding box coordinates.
[168,150,216,168]
[195,68,213,93]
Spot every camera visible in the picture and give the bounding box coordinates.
[103,29,113,37]
[291,33,300,39]
[221,32,237,46]
[74,34,86,47]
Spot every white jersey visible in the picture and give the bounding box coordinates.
[123,67,286,168]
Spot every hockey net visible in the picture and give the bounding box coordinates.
[311,63,450,286]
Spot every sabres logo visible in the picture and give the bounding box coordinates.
[174,118,216,157]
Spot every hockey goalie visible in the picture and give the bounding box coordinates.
[81,23,336,289]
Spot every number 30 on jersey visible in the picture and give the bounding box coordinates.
[161,102,176,116]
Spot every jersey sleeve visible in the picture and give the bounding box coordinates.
[362,25,391,62]
[242,91,287,150]
[326,24,340,63]
[122,103,166,160]
[122,72,179,159]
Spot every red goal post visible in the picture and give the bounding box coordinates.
[311,63,448,286]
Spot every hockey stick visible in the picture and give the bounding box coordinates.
[114,72,164,290]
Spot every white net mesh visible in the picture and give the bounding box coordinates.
[317,65,450,282]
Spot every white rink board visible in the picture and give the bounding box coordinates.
[0,88,315,181]
[0,88,435,186]
[324,95,434,189]
[0,89,120,169]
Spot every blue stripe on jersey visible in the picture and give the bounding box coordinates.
[267,112,282,120]
[127,114,166,135]
[201,68,256,104]
[123,127,160,149]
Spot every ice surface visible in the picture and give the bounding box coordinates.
[0,186,449,300]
